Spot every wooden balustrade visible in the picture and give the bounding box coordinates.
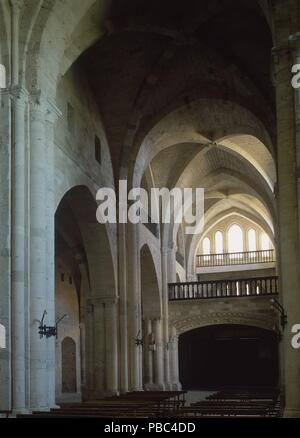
[196,249,275,268]
[169,276,278,301]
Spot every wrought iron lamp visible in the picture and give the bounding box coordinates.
[135,330,143,346]
[38,310,68,339]
[270,298,288,331]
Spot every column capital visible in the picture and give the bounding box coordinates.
[9,0,24,12]
[29,89,61,122]
[161,245,177,255]
[9,85,29,103]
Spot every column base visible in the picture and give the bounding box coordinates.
[28,406,52,412]
[145,383,165,391]
[120,387,129,394]
[10,408,31,417]
[129,385,144,392]
[284,408,300,418]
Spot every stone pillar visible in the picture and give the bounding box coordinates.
[77,260,88,399]
[44,98,61,409]
[161,246,176,390]
[143,319,154,389]
[169,327,181,390]
[153,318,164,390]
[272,23,300,415]
[10,87,28,412]
[127,223,142,391]
[93,301,105,397]
[290,33,300,241]
[84,299,95,400]
[0,88,12,411]
[104,298,119,395]
[118,222,129,393]
[28,91,49,410]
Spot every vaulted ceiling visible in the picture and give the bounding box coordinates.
[77,0,274,175]
[65,0,276,249]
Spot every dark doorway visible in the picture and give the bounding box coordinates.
[62,337,77,393]
[179,325,279,390]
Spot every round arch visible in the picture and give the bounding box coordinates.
[55,184,118,399]
[131,99,274,189]
[56,185,117,299]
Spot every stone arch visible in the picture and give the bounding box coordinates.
[172,312,277,337]
[23,0,106,97]
[131,99,274,189]
[55,184,117,299]
[55,184,118,399]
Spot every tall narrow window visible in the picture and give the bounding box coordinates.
[95,135,101,164]
[248,229,257,252]
[215,231,223,254]
[0,64,6,89]
[202,237,211,264]
[261,233,270,250]
[202,237,211,255]
[0,324,5,349]
[228,225,243,253]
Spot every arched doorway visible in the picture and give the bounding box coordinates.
[62,337,77,393]
[179,324,279,390]
[55,185,118,401]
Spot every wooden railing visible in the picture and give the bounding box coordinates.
[169,276,278,301]
[196,249,275,268]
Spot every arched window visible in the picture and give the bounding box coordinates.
[202,237,211,255]
[215,231,223,254]
[0,64,6,89]
[0,324,6,349]
[261,233,270,251]
[228,225,244,253]
[248,229,257,252]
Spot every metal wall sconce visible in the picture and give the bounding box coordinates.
[270,298,288,331]
[38,310,68,339]
[135,330,143,346]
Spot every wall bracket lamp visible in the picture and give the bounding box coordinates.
[270,298,288,331]
[38,310,68,339]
